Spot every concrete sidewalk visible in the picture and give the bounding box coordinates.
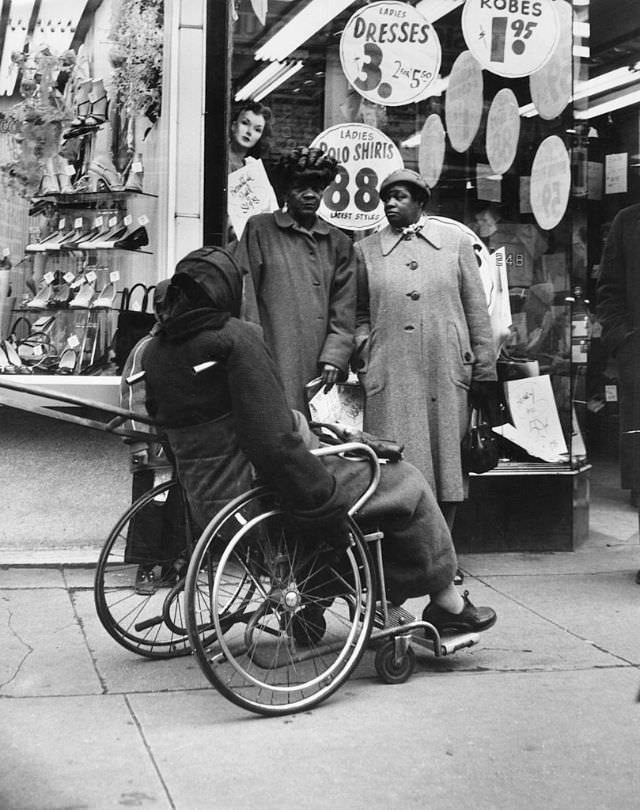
[2,543,640,810]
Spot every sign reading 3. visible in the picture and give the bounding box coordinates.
[340,1,441,106]
[461,0,559,78]
[311,124,404,232]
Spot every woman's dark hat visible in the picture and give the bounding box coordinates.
[379,168,430,201]
[173,246,242,309]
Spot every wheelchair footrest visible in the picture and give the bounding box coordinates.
[375,603,415,629]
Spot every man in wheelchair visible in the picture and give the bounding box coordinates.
[134,247,497,636]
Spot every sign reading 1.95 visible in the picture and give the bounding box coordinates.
[461,0,559,78]
[311,124,403,232]
[340,1,441,107]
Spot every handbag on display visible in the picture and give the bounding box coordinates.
[461,407,500,474]
[112,283,156,373]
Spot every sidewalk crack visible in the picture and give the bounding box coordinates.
[124,694,176,809]
[0,596,34,690]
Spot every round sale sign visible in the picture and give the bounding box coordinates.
[461,0,559,78]
[419,114,446,189]
[486,88,521,175]
[340,1,441,107]
[529,135,570,230]
[529,0,572,120]
[311,124,404,232]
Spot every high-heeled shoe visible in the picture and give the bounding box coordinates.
[2,339,31,373]
[26,283,53,308]
[36,158,60,196]
[68,78,92,128]
[92,282,117,308]
[87,154,124,192]
[113,226,149,251]
[124,154,144,193]
[57,347,77,374]
[84,78,109,127]
[50,282,71,307]
[69,281,97,308]
[55,155,75,193]
[90,223,129,249]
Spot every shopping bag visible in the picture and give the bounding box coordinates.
[112,283,155,373]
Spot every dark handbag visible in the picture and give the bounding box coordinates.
[112,283,156,373]
[461,407,499,474]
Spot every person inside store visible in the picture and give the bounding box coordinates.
[233,145,356,413]
[130,245,497,634]
[228,100,274,173]
[596,201,640,584]
[353,168,499,537]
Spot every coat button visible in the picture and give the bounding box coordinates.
[410,291,420,301]
[407,260,418,270]
[464,351,472,361]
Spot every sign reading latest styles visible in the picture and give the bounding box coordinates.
[340,1,441,106]
[311,124,403,231]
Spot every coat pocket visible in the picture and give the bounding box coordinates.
[448,320,475,389]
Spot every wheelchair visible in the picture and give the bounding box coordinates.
[182,440,481,717]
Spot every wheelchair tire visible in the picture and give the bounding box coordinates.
[94,479,195,659]
[375,640,416,684]
[185,486,376,716]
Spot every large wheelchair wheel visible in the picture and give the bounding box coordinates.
[185,486,376,716]
[95,479,198,659]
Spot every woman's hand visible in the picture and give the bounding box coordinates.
[320,363,340,393]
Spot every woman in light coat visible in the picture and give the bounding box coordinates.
[355,169,497,530]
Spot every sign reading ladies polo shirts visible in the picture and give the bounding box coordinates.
[529,135,571,230]
[461,0,559,78]
[340,1,441,106]
[311,124,403,232]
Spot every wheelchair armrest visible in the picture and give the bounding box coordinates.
[310,422,404,462]
[311,441,381,516]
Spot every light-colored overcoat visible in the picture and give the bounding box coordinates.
[355,218,496,502]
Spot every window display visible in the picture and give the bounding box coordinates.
[0,0,163,377]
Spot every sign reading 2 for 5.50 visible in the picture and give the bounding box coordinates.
[340,1,441,106]
[311,124,403,232]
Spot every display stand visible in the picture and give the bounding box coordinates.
[453,461,591,553]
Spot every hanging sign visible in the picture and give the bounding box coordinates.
[529,135,571,230]
[418,114,446,189]
[529,0,572,120]
[340,1,441,107]
[227,159,278,239]
[461,0,559,78]
[486,88,521,175]
[445,51,484,153]
[311,123,404,232]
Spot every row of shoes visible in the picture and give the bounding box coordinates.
[26,279,118,310]
[0,335,78,375]
[36,153,144,197]
[26,222,149,253]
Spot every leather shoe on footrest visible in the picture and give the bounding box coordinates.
[422,590,497,635]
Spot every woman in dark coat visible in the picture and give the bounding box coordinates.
[137,246,497,633]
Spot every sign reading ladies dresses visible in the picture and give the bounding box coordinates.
[311,124,403,231]
[227,158,278,238]
[461,0,559,78]
[340,1,441,106]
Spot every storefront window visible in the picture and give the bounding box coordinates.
[230,0,600,469]
[0,0,164,378]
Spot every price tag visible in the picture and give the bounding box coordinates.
[58,218,66,229]
[529,0,572,120]
[310,123,403,232]
[418,114,446,189]
[86,270,97,283]
[65,163,75,176]
[67,334,80,348]
[461,0,559,78]
[530,135,570,230]
[94,216,103,227]
[485,88,520,175]
[63,271,75,283]
[32,344,43,357]
[43,271,55,284]
[70,275,84,288]
[2,247,10,257]
[132,161,143,173]
[123,214,133,226]
[444,51,484,154]
[108,216,118,227]
[109,270,120,283]
[73,217,83,229]
[340,1,441,106]
[138,214,149,226]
